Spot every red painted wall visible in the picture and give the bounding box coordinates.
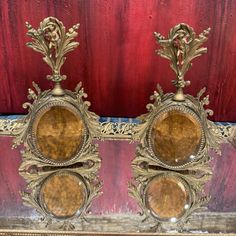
[0,0,236,121]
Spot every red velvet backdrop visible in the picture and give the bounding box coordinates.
[0,0,236,121]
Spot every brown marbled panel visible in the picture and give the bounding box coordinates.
[151,110,202,166]
[146,175,190,219]
[35,106,84,162]
[41,173,86,218]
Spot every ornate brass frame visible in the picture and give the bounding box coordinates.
[129,23,222,231]
[12,17,102,229]
[0,116,234,141]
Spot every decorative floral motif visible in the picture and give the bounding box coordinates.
[154,24,210,101]
[26,17,79,86]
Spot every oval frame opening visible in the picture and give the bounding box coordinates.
[148,106,205,168]
[30,101,87,165]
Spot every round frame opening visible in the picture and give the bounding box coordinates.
[39,171,88,220]
[145,174,192,222]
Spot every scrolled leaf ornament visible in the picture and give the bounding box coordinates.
[26,17,80,95]
[154,23,210,101]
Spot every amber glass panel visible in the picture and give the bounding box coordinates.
[151,110,202,166]
[41,173,86,218]
[146,176,189,219]
[36,106,84,162]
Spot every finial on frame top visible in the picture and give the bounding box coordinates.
[154,23,210,101]
[26,17,80,96]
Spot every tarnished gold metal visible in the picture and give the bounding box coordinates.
[154,24,210,101]
[12,17,102,230]
[129,24,222,231]
[228,126,236,148]
[0,116,234,142]
[26,17,80,96]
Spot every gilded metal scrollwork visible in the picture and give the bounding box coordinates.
[129,23,222,231]
[0,116,234,141]
[26,17,79,95]
[154,24,210,101]
[12,17,102,229]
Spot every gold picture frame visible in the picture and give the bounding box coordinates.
[12,17,102,230]
[129,23,222,231]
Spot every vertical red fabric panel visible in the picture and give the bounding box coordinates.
[0,0,236,121]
